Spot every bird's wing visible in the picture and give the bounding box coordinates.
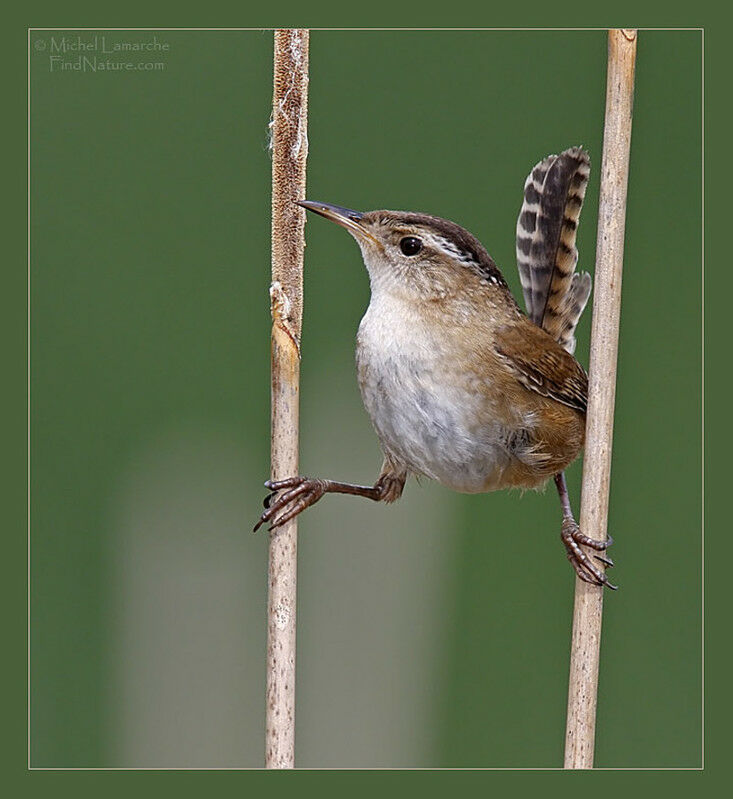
[515,147,592,354]
[494,322,588,413]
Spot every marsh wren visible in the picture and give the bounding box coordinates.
[255,147,616,589]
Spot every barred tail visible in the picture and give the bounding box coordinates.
[515,146,591,354]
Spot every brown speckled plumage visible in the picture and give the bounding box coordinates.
[256,150,616,589]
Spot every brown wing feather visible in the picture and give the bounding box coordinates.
[494,322,588,414]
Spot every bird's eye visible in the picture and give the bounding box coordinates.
[399,236,423,256]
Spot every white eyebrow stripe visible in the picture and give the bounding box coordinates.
[416,232,501,285]
[424,233,476,264]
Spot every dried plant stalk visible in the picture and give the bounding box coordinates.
[265,28,309,770]
[564,28,637,769]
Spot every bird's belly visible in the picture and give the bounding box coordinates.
[357,345,511,494]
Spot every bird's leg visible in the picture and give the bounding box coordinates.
[253,465,406,532]
[554,472,617,590]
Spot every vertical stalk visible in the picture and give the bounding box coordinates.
[564,28,637,769]
[266,28,309,770]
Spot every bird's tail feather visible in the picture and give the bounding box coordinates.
[515,146,591,354]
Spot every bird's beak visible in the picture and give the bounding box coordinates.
[297,200,378,244]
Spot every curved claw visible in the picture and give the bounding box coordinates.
[254,476,326,533]
[568,554,608,587]
[571,529,613,552]
[571,554,618,590]
[264,477,306,492]
[561,518,618,590]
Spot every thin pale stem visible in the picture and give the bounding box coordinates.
[266,28,309,770]
[564,28,637,769]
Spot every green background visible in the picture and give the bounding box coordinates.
[29,29,701,768]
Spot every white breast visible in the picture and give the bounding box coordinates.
[356,292,512,493]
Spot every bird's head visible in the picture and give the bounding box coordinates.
[297,201,508,302]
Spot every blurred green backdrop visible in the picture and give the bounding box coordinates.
[30,30,701,768]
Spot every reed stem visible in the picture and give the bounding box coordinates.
[564,28,637,769]
[265,28,309,770]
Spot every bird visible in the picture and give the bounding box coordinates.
[255,146,616,589]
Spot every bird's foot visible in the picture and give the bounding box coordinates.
[253,476,327,532]
[561,518,618,590]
